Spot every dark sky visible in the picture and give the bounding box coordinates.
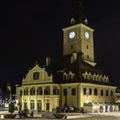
[0,0,120,86]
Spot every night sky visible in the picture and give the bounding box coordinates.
[0,0,120,86]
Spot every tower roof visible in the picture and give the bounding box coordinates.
[70,0,88,25]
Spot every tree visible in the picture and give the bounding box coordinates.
[9,102,14,114]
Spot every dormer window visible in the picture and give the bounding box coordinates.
[63,75,67,80]
[33,72,39,80]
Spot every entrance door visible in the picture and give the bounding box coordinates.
[30,100,34,110]
[46,103,50,112]
[37,100,42,112]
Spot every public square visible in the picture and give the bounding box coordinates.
[41,112,120,120]
[1,111,120,120]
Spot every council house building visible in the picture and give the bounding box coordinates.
[16,1,118,113]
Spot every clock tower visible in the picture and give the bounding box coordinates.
[62,0,95,66]
[63,23,95,63]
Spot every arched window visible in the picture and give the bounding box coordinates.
[99,75,102,81]
[94,88,98,96]
[68,71,73,80]
[24,87,28,95]
[93,73,96,80]
[44,86,50,95]
[84,71,88,79]
[88,72,92,80]
[30,87,35,95]
[63,75,67,80]
[37,87,43,95]
[106,90,108,96]
[53,86,59,95]
[103,75,106,83]
[96,74,99,81]
[106,76,109,83]
[63,72,67,80]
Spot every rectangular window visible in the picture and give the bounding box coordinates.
[101,90,103,96]
[63,89,67,96]
[106,90,108,96]
[110,90,113,96]
[33,72,39,80]
[86,45,89,49]
[83,88,86,95]
[94,88,97,96]
[71,88,76,95]
[89,89,92,95]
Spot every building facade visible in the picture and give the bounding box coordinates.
[16,22,117,112]
[16,64,60,112]
[16,1,117,113]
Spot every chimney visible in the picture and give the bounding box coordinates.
[72,52,77,61]
[45,57,51,67]
[71,52,77,63]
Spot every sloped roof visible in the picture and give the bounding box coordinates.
[47,53,105,84]
[30,64,43,71]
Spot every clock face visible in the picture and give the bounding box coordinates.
[85,32,89,39]
[69,31,75,39]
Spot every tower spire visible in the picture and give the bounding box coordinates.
[70,0,88,25]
